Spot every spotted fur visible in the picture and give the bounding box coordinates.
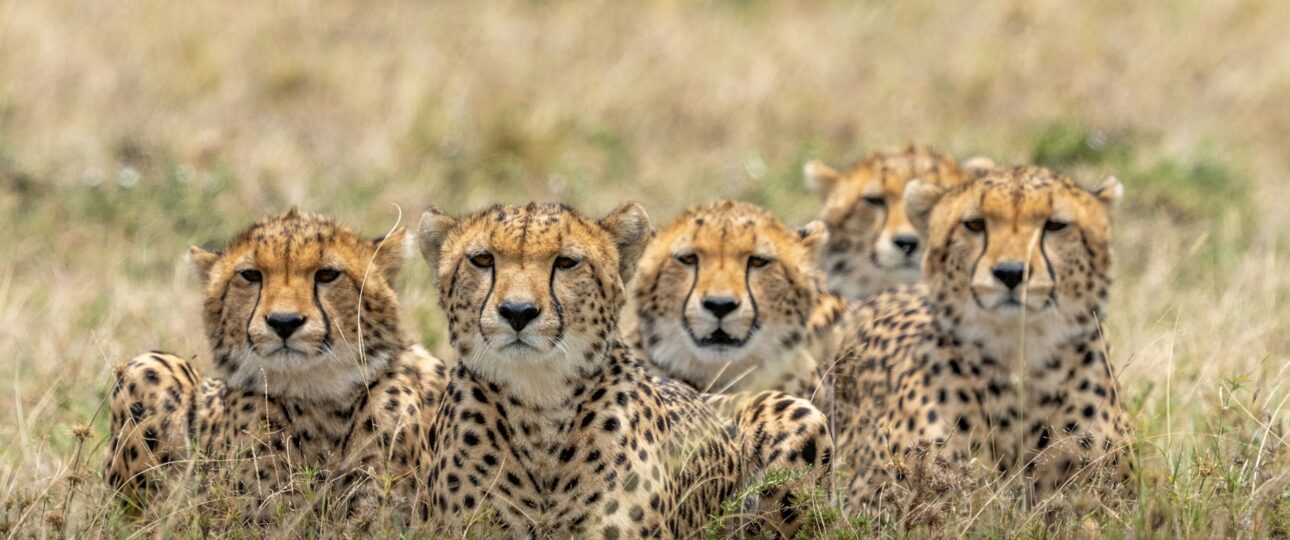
[105,210,449,520]
[630,200,838,397]
[417,202,831,537]
[827,166,1134,512]
[805,144,988,298]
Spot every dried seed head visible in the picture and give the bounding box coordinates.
[43,511,66,530]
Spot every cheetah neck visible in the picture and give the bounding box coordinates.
[923,314,1119,474]
[460,338,616,410]
[940,301,1104,374]
[649,343,814,395]
[220,341,397,403]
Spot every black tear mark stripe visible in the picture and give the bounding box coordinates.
[1035,190,1059,307]
[314,277,333,352]
[742,257,762,342]
[1038,229,1058,308]
[245,280,262,354]
[550,230,566,345]
[479,260,496,343]
[969,191,990,310]
[679,253,700,338]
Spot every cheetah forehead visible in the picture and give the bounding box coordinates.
[655,200,804,257]
[823,144,968,222]
[208,209,383,268]
[933,166,1112,227]
[439,203,616,260]
[850,145,962,190]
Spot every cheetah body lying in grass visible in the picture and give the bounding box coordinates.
[106,210,448,522]
[828,166,1135,513]
[417,202,832,538]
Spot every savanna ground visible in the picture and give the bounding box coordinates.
[1,0,1288,537]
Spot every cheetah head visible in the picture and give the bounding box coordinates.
[631,200,827,386]
[805,144,986,298]
[908,165,1122,351]
[418,202,651,406]
[188,209,409,401]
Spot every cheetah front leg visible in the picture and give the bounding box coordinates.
[1023,409,1135,504]
[105,352,203,508]
[714,391,833,538]
[331,349,444,522]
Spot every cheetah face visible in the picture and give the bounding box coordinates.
[909,166,1121,328]
[805,145,974,298]
[419,202,650,403]
[188,209,407,400]
[633,200,826,367]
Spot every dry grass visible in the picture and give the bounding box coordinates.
[1,0,1287,536]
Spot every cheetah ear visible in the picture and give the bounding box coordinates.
[904,179,948,237]
[1091,175,1124,207]
[804,160,843,196]
[418,207,457,277]
[796,220,828,254]
[187,246,220,287]
[599,202,652,285]
[369,227,408,284]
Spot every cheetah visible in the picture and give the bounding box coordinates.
[416,202,832,538]
[105,209,449,521]
[804,144,992,299]
[826,166,1134,512]
[629,199,850,398]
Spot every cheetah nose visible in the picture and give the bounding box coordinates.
[702,296,740,319]
[265,312,307,339]
[991,261,1026,290]
[498,301,541,332]
[892,235,920,256]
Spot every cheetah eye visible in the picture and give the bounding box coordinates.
[1044,220,1070,232]
[748,255,773,268]
[675,253,698,266]
[862,195,886,208]
[315,268,341,283]
[553,256,581,270]
[962,218,986,234]
[469,252,494,268]
[239,269,262,283]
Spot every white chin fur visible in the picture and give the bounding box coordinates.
[874,243,921,273]
[973,289,1052,314]
[226,342,386,402]
[463,334,594,409]
[650,322,796,393]
[956,302,1080,368]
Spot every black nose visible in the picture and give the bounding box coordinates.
[265,313,306,339]
[702,296,740,319]
[992,262,1026,290]
[498,301,541,332]
[892,235,920,256]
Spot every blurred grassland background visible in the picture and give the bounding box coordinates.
[0,0,1288,536]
